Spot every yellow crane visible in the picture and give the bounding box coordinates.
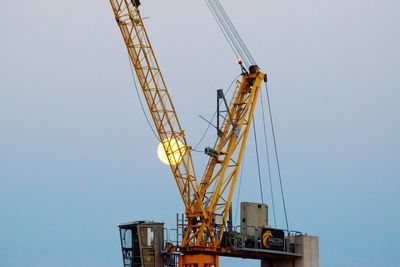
[109,0,264,266]
[108,1,319,267]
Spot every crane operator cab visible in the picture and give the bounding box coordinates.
[119,221,165,267]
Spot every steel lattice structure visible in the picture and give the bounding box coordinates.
[109,1,265,266]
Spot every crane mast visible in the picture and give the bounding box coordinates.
[195,67,266,245]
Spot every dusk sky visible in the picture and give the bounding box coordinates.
[1,0,399,266]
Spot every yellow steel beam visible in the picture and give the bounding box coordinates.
[195,69,266,245]
[109,0,207,219]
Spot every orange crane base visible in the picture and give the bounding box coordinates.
[179,254,219,267]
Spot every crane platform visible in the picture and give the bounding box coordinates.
[182,247,302,260]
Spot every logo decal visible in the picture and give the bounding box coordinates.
[262,230,273,248]
[261,228,285,251]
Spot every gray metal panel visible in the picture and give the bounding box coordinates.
[240,202,268,240]
[119,221,165,267]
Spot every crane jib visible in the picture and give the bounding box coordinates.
[109,0,205,217]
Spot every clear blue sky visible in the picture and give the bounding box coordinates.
[0,0,399,266]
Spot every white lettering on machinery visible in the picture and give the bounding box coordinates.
[269,237,284,245]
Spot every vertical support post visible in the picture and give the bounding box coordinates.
[228,207,233,232]
[179,254,219,267]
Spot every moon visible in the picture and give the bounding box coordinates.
[157,138,186,165]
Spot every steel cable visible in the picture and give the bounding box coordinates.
[204,0,242,63]
[264,81,290,234]
[260,89,277,227]
[204,0,255,67]
[212,0,256,65]
[192,74,241,151]
[253,117,265,204]
[128,58,160,142]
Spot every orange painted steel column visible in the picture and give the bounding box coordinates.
[179,254,219,267]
